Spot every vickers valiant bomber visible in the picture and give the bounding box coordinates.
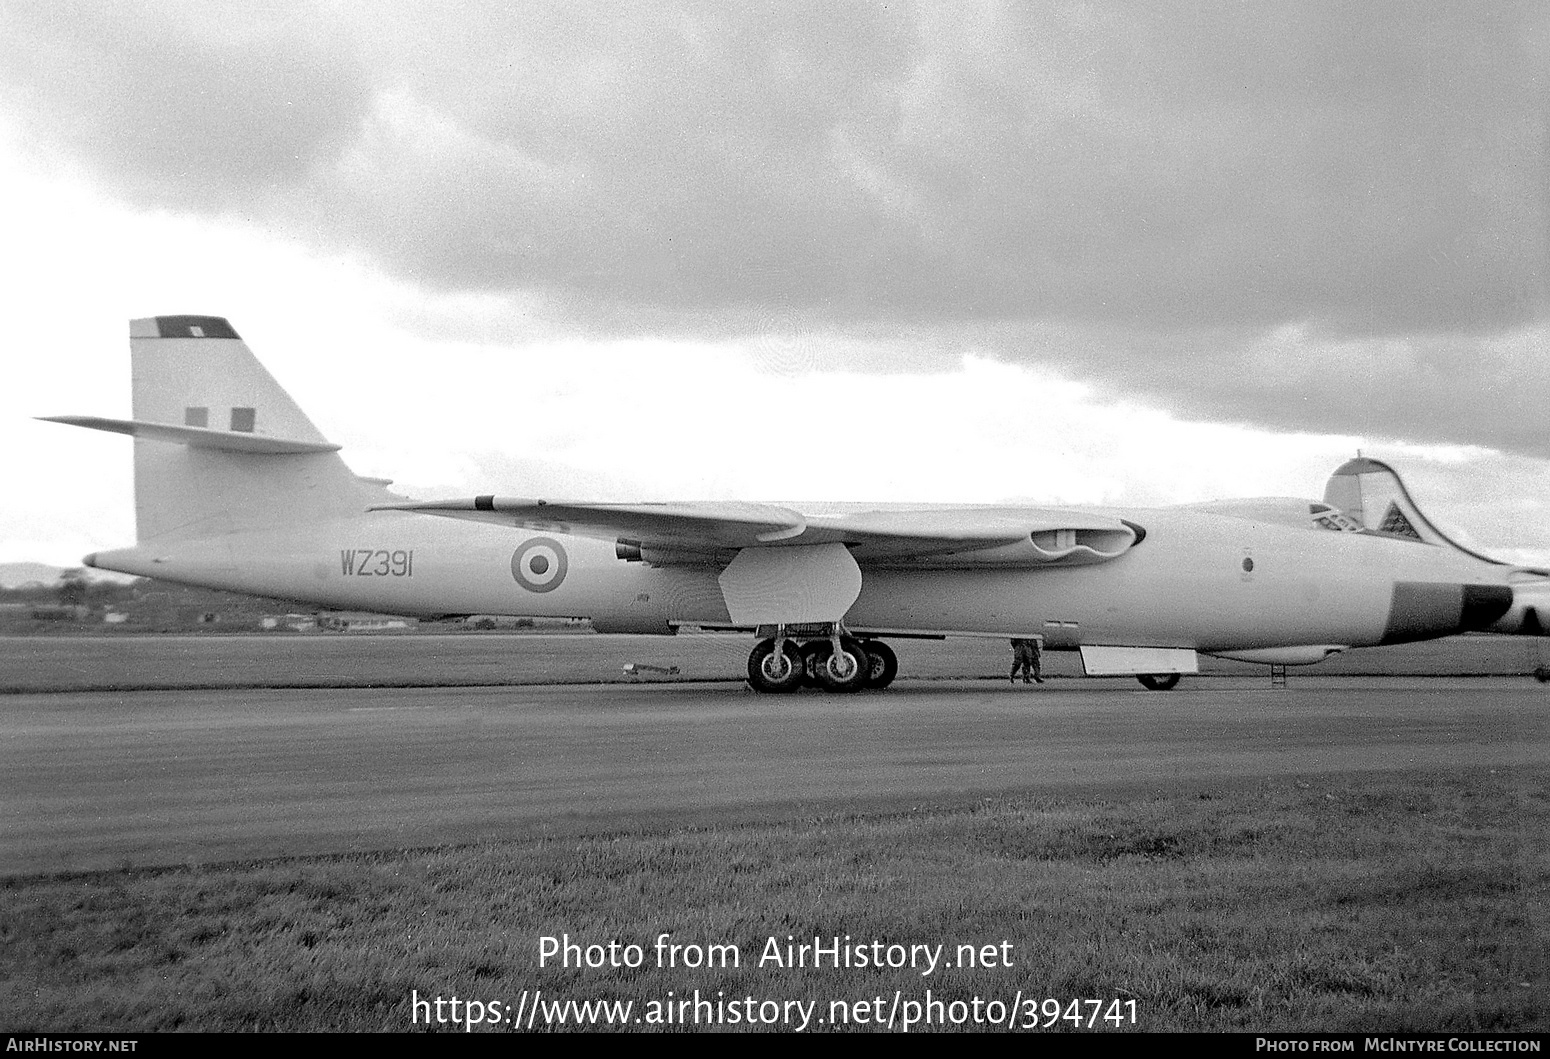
[43,316,1550,691]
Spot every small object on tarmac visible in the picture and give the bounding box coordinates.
[623,663,680,677]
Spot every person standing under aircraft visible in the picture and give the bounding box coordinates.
[1010,638,1044,684]
[1010,638,1033,683]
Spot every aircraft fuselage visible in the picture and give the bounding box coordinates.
[88,502,1506,652]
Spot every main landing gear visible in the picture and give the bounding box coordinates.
[747,629,898,693]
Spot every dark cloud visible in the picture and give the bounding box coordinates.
[968,318,1550,459]
[0,0,372,208]
[3,1,1546,450]
[349,0,1548,336]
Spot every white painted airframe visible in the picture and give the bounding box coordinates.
[41,316,1550,692]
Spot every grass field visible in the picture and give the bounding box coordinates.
[2,769,1545,1033]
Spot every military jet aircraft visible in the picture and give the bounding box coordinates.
[41,316,1548,692]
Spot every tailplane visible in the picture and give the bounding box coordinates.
[41,316,388,543]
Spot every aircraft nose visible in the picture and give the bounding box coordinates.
[1460,584,1514,631]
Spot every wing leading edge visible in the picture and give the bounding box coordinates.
[376,497,1143,568]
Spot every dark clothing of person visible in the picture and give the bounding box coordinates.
[1010,638,1043,684]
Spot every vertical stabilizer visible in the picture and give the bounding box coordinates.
[130,316,330,442]
[126,316,383,542]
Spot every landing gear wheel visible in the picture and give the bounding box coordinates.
[1535,665,1550,684]
[747,639,805,693]
[814,637,870,693]
[1137,673,1181,691]
[801,641,830,687]
[860,640,898,690]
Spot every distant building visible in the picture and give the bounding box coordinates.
[317,612,416,632]
[29,605,87,621]
[459,615,543,630]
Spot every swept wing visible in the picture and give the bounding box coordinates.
[376,497,1142,568]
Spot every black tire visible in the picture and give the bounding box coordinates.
[747,639,805,693]
[814,637,870,693]
[801,641,830,686]
[1534,666,1550,684]
[860,640,899,690]
[1137,673,1181,691]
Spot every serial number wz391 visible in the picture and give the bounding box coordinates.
[340,549,414,576]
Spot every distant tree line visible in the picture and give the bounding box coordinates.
[0,571,137,608]
[0,572,272,615]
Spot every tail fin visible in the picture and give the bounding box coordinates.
[1322,456,1502,565]
[128,316,331,443]
[43,316,387,543]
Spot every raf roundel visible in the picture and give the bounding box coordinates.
[511,537,569,593]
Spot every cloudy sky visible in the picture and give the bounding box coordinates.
[2,0,1547,567]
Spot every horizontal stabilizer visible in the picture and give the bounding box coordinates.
[38,416,341,454]
[52,316,387,544]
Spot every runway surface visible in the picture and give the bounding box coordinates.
[3,675,1546,876]
[4,630,1548,693]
